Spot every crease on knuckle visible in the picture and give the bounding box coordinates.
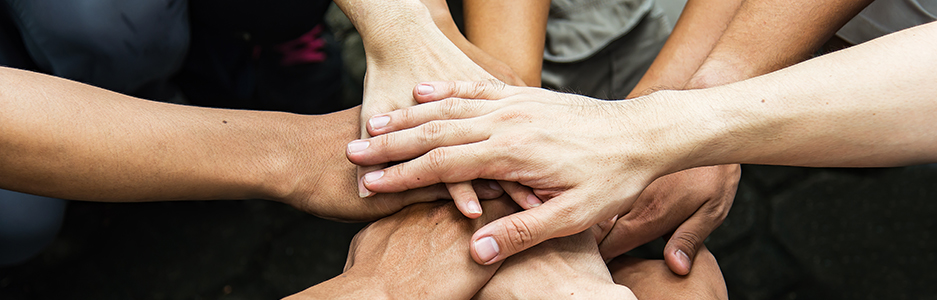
[670,231,704,255]
[417,121,446,146]
[438,98,463,119]
[420,148,450,182]
[501,216,540,252]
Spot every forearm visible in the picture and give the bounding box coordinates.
[670,22,937,169]
[332,0,438,64]
[689,0,872,87]
[464,0,549,85]
[628,0,743,97]
[421,0,527,85]
[0,67,344,202]
[284,272,385,300]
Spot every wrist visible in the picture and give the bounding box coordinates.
[625,90,732,173]
[284,270,388,300]
[257,108,359,205]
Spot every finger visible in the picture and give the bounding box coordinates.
[349,117,492,166]
[591,214,619,245]
[475,196,522,224]
[366,97,503,137]
[448,181,482,219]
[498,181,543,210]
[598,212,677,261]
[356,164,384,198]
[473,180,505,200]
[663,213,716,276]
[361,142,498,193]
[361,183,452,219]
[469,192,602,265]
[412,80,514,104]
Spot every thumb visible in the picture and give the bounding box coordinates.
[468,196,595,265]
[413,80,511,103]
[663,217,710,276]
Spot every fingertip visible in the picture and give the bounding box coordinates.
[366,115,391,135]
[666,248,692,276]
[471,235,501,265]
[413,82,444,103]
[358,177,374,198]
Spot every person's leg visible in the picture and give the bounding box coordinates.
[3,0,189,100]
[0,189,67,266]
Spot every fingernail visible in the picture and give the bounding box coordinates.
[369,115,390,130]
[363,170,384,183]
[417,84,435,95]
[488,181,503,192]
[526,194,542,208]
[474,236,499,263]
[676,249,691,270]
[347,140,369,154]
[358,178,373,198]
[466,201,482,215]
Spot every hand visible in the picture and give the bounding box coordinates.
[474,231,636,299]
[347,81,706,264]
[274,107,503,222]
[598,164,740,275]
[608,245,728,300]
[286,198,520,299]
[351,1,501,220]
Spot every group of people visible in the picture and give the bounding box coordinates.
[1,0,935,298]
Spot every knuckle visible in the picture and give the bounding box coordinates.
[417,121,447,145]
[438,98,463,119]
[500,216,540,252]
[423,148,450,173]
[670,231,704,255]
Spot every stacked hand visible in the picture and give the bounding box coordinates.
[285,198,520,299]
[347,80,712,264]
[349,1,513,220]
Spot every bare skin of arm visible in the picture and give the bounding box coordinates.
[463,0,549,86]
[688,0,873,88]
[627,0,743,97]
[421,0,528,86]
[346,21,937,264]
[609,246,727,300]
[283,199,517,300]
[607,0,870,275]
[0,67,504,222]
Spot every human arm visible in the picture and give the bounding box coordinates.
[333,0,510,218]
[610,0,872,275]
[345,21,937,263]
[463,0,549,86]
[283,198,517,300]
[627,0,743,97]
[0,67,506,221]
[421,0,529,86]
[473,230,636,299]
[609,245,728,300]
[685,0,872,88]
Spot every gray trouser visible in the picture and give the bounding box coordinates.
[3,0,189,96]
[0,190,67,266]
[542,3,670,100]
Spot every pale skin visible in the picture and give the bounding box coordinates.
[603,0,874,275]
[347,21,937,264]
